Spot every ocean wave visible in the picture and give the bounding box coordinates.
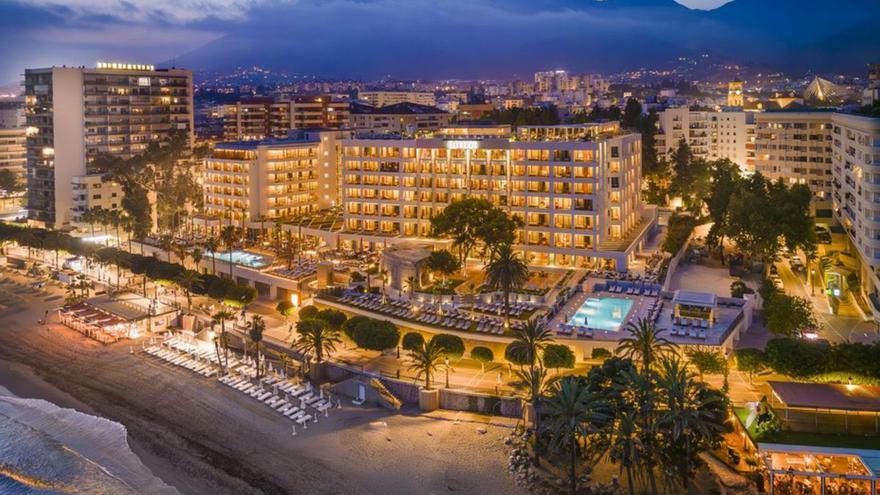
[0,386,179,495]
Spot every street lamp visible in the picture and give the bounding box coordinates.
[445,357,450,388]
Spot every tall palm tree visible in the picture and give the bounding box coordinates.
[508,319,555,465]
[483,243,529,330]
[190,248,203,273]
[609,410,643,495]
[176,270,202,310]
[407,339,447,390]
[293,318,340,366]
[247,314,266,378]
[616,318,675,376]
[204,238,219,275]
[220,225,238,278]
[159,235,173,263]
[543,376,606,494]
[212,309,235,371]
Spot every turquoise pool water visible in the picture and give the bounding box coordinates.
[207,250,270,268]
[567,297,634,332]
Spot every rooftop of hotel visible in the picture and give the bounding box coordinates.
[351,101,448,115]
[213,136,320,150]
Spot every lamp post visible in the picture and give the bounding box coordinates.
[445,357,450,389]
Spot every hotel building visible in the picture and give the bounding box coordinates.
[358,91,436,108]
[338,124,655,270]
[203,130,349,228]
[223,96,349,141]
[754,111,834,215]
[655,107,756,170]
[23,64,193,228]
[829,113,880,318]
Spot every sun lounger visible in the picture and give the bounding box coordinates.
[296,414,313,427]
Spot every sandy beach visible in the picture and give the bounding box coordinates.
[0,277,523,495]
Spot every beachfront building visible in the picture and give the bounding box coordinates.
[204,129,350,230]
[753,110,834,215]
[58,293,176,343]
[339,123,656,271]
[223,96,350,141]
[829,113,880,320]
[70,174,124,223]
[23,63,194,228]
[358,90,436,108]
[655,107,756,170]
[0,128,27,214]
[348,102,451,134]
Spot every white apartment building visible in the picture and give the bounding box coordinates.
[339,124,656,270]
[24,64,193,228]
[358,91,436,108]
[0,128,27,213]
[754,111,834,214]
[70,174,124,223]
[829,113,880,317]
[655,107,755,170]
[204,130,349,229]
[349,102,451,133]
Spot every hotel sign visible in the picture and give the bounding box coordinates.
[445,140,479,150]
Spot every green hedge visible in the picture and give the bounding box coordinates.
[543,344,575,369]
[402,332,425,352]
[431,334,465,359]
[471,346,494,363]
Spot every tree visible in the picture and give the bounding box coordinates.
[609,410,642,495]
[729,280,754,298]
[0,169,24,193]
[204,238,219,275]
[298,305,319,320]
[220,225,239,277]
[430,198,491,265]
[316,308,347,331]
[407,340,447,390]
[735,348,766,383]
[684,346,725,381]
[212,309,235,372]
[294,318,340,364]
[705,159,740,255]
[470,346,494,371]
[764,338,829,378]
[425,249,460,283]
[507,319,554,466]
[176,269,202,310]
[764,293,815,336]
[430,334,465,359]
[247,314,266,378]
[402,332,425,352]
[542,344,575,372]
[543,375,606,494]
[616,318,674,375]
[352,319,400,351]
[621,98,642,129]
[483,243,529,329]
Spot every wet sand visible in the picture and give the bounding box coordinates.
[0,278,522,495]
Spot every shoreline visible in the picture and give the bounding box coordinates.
[0,272,522,495]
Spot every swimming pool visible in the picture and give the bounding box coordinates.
[567,297,634,332]
[207,250,270,269]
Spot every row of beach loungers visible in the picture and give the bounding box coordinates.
[556,324,595,338]
[218,374,335,429]
[607,284,660,297]
[272,260,318,280]
[472,301,536,318]
[144,338,219,378]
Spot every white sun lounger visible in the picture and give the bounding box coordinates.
[295,414,312,427]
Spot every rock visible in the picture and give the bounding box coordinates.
[476,427,487,434]
[385,437,392,442]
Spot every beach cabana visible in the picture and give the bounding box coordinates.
[672,290,716,322]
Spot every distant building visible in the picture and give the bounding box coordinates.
[349,102,451,133]
[728,79,744,108]
[70,174,124,223]
[655,107,755,170]
[23,64,193,228]
[457,103,495,120]
[0,97,24,129]
[223,96,349,141]
[358,91,436,107]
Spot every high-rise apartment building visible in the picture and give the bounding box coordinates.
[534,71,608,95]
[753,111,834,214]
[204,130,349,226]
[358,91,436,108]
[728,80,744,108]
[829,113,880,314]
[223,97,349,141]
[0,128,26,189]
[655,107,755,170]
[0,97,25,129]
[339,124,655,270]
[24,64,193,227]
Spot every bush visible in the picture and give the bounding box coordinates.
[504,343,530,366]
[543,344,575,370]
[753,412,782,442]
[730,280,754,298]
[401,332,425,352]
[276,300,295,317]
[352,319,400,351]
[591,348,612,360]
[341,315,372,340]
[471,346,494,363]
[316,308,347,331]
[765,338,828,378]
[298,305,319,320]
[431,334,465,359]
[662,214,698,255]
[734,348,766,380]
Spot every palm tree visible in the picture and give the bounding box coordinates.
[176,270,202,310]
[220,225,238,278]
[159,235,173,263]
[483,243,529,330]
[543,376,606,494]
[616,318,675,375]
[609,410,643,495]
[508,319,555,465]
[204,238,219,275]
[405,275,418,298]
[212,309,235,371]
[247,314,266,378]
[293,318,340,366]
[190,248,203,273]
[407,339,447,390]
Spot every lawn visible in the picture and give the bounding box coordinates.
[734,407,879,450]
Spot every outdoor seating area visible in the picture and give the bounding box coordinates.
[59,302,133,344]
[271,259,319,280]
[472,300,537,318]
[337,291,528,334]
[143,336,219,377]
[605,281,661,297]
[765,450,878,495]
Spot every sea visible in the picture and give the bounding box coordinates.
[0,386,179,495]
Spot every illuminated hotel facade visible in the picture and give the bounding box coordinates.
[338,124,656,270]
[23,64,193,227]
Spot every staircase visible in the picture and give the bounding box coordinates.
[369,378,403,410]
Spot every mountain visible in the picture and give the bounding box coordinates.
[169,0,878,79]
